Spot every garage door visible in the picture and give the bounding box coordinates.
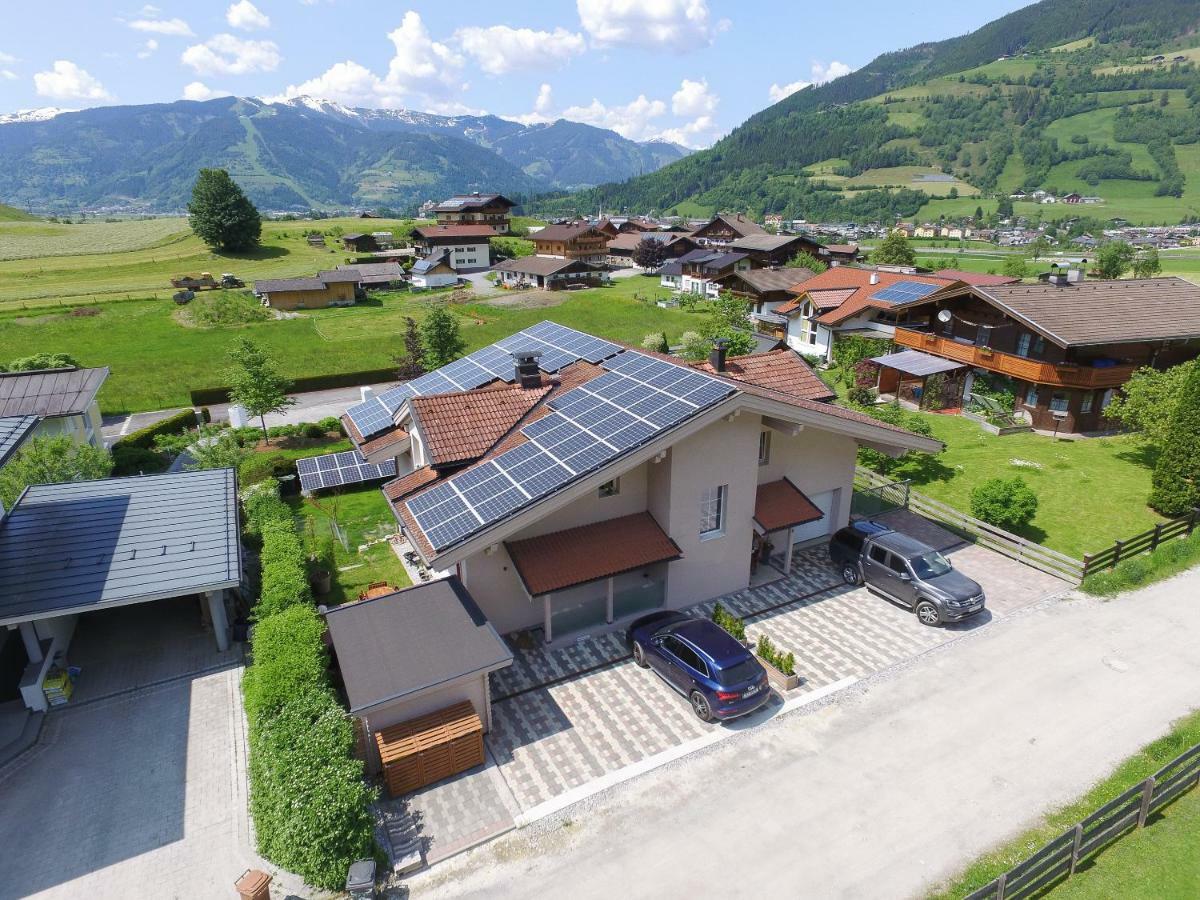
[791,489,836,544]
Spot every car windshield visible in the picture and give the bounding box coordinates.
[910,550,952,578]
[716,658,762,686]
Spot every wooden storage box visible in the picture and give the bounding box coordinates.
[374,701,485,797]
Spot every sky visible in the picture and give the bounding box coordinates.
[0,1,1032,148]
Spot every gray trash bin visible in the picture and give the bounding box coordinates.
[346,859,377,899]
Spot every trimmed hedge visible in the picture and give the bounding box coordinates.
[256,519,311,619]
[113,408,198,450]
[242,483,293,539]
[191,367,397,406]
[243,604,329,724]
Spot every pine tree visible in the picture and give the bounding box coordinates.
[1148,362,1200,516]
[420,305,466,369]
[394,316,426,379]
[187,168,262,252]
[227,338,296,442]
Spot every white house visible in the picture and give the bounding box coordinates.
[0,367,108,449]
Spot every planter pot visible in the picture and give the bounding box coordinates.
[756,653,801,691]
[310,570,332,596]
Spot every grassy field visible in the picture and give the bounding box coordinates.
[0,215,426,308]
[0,274,703,413]
[286,484,410,607]
[834,166,979,197]
[0,202,38,222]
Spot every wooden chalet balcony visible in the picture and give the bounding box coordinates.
[893,327,1136,389]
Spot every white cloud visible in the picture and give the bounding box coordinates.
[576,0,728,50]
[561,94,667,142]
[534,82,554,115]
[138,39,159,59]
[127,16,194,36]
[183,81,229,101]
[456,25,585,76]
[0,51,17,64]
[275,61,388,107]
[382,12,465,99]
[227,1,271,31]
[656,115,721,148]
[182,34,281,75]
[34,60,112,101]
[672,77,717,117]
[768,60,853,104]
[768,80,808,102]
[1,70,16,81]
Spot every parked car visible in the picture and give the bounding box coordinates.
[829,521,986,626]
[626,611,770,722]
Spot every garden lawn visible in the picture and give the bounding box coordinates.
[0,275,703,413]
[286,484,410,607]
[878,412,1164,558]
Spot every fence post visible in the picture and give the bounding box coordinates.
[1150,523,1164,552]
[1069,822,1083,876]
[1189,509,1200,537]
[1137,776,1155,828]
[1111,539,1124,569]
[1082,553,1093,579]
[996,871,1007,900]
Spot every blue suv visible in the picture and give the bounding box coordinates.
[627,611,770,722]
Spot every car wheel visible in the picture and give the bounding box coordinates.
[916,600,941,627]
[841,564,861,586]
[689,690,714,722]
[632,640,649,668]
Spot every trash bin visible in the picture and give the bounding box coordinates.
[234,869,271,900]
[345,859,377,899]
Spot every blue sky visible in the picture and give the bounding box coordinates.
[0,1,1030,146]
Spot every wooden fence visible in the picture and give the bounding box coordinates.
[1081,508,1200,579]
[965,741,1200,900]
[854,467,1085,583]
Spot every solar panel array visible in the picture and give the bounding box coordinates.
[870,280,941,305]
[344,322,623,440]
[297,450,398,493]
[407,351,735,552]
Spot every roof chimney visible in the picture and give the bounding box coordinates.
[709,338,730,373]
[869,271,880,285]
[511,349,543,388]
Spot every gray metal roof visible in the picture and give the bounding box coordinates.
[0,468,241,624]
[871,349,966,377]
[0,367,108,418]
[323,576,513,713]
[0,415,39,468]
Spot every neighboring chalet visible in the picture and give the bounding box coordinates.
[254,270,361,309]
[529,222,609,266]
[671,248,751,298]
[342,233,380,253]
[605,231,696,268]
[410,224,495,274]
[433,193,516,234]
[730,233,857,268]
[338,262,407,290]
[722,268,817,334]
[0,366,108,450]
[492,256,608,290]
[691,213,766,247]
[885,275,1200,434]
[410,251,458,289]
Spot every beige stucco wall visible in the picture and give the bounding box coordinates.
[757,424,857,532]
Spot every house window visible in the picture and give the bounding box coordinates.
[758,430,771,466]
[976,324,993,347]
[1081,392,1094,414]
[598,478,620,498]
[1032,335,1045,356]
[699,484,727,538]
[1050,392,1069,413]
[1101,388,1115,410]
[1016,333,1031,357]
[1025,385,1040,407]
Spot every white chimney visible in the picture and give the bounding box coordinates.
[360,386,376,402]
[869,272,880,285]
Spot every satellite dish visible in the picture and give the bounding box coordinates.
[937,309,953,323]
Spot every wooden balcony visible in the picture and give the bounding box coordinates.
[893,327,1137,389]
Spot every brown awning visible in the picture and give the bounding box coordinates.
[505,512,682,597]
[755,478,823,532]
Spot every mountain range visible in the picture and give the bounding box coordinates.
[554,0,1200,226]
[0,96,688,214]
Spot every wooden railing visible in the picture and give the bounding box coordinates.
[1081,508,1200,578]
[966,742,1200,900]
[893,327,1136,388]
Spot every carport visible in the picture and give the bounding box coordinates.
[870,349,966,409]
[0,468,241,712]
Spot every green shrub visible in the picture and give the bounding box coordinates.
[111,444,170,476]
[302,422,326,439]
[242,482,292,537]
[755,634,796,675]
[847,386,876,406]
[317,416,344,435]
[238,451,297,488]
[969,476,1039,531]
[243,604,330,723]
[257,520,311,618]
[711,602,746,641]
[267,424,301,439]
[1149,361,1200,516]
[113,408,199,450]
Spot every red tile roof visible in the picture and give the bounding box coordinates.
[932,269,1020,286]
[384,466,438,501]
[358,426,409,457]
[411,384,552,467]
[774,268,958,324]
[690,350,834,402]
[505,512,681,596]
[754,478,823,532]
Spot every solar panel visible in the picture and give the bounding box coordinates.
[345,396,394,440]
[297,450,397,493]
[870,280,941,305]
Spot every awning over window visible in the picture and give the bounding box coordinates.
[505,512,682,597]
[754,478,824,533]
[870,349,966,377]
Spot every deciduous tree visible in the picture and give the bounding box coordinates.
[1132,248,1161,279]
[786,250,828,274]
[188,168,262,252]
[1148,362,1200,516]
[0,436,112,509]
[632,236,668,270]
[227,339,296,442]
[1094,240,1135,280]
[420,305,466,369]
[873,231,916,266]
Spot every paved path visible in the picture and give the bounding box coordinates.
[407,567,1200,900]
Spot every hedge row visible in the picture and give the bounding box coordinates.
[113,408,198,450]
[191,367,397,406]
[240,482,375,890]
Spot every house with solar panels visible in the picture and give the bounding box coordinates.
[432,193,516,234]
[327,322,939,649]
[773,268,963,362]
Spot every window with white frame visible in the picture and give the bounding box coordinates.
[758,430,771,465]
[699,485,727,538]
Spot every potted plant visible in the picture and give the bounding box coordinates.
[754,634,801,691]
[978,345,994,358]
[711,602,748,645]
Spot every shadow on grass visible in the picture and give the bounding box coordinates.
[1114,442,1160,471]
[213,244,289,262]
[888,452,958,485]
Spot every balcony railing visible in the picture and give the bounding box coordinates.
[893,327,1137,389]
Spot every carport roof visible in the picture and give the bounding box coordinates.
[0,415,39,467]
[0,468,241,625]
[870,349,965,377]
[754,478,824,533]
[323,576,513,714]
